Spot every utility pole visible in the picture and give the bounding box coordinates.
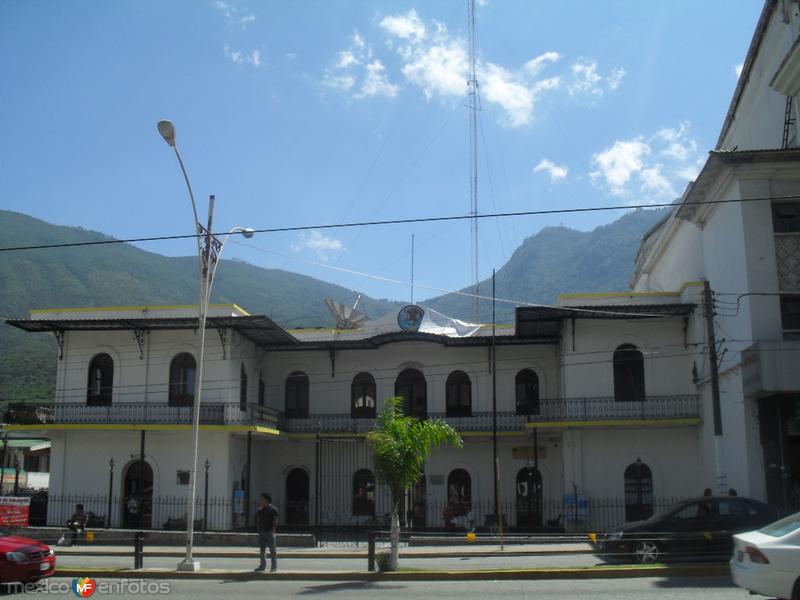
[491,269,498,515]
[703,280,726,493]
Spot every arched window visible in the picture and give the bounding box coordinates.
[515,369,540,415]
[614,344,645,402]
[446,469,471,517]
[624,459,653,522]
[257,371,265,407]
[239,364,248,412]
[285,371,309,418]
[446,371,471,417]
[352,469,375,516]
[87,353,114,406]
[395,368,427,419]
[169,353,196,407]
[351,372,376,418]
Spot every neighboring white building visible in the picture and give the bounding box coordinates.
[5,298,703,531]
[631,0,800,512]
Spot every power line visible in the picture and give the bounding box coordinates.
[2,193,798,254]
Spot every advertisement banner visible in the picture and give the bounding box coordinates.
[0,496,31,527]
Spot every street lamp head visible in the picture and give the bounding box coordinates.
[157,120,177,148]
[240,227,255,239]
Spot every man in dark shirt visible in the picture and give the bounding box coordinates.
[254,493,279,572]
[66,503,88,546]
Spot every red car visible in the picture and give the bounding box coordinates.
[0,529,56,584]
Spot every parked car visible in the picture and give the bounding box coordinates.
[0,529,56,584]
[730,512,800,600]
[591,496,778,564]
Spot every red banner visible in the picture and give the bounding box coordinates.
[0,497,31,527]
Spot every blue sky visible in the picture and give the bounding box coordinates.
[0,0,763,304]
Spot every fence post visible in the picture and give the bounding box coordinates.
[367,530,376,572]
[133,531,144,569]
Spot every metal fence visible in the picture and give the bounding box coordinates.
[5,395,699,431]
[26,492,686,534]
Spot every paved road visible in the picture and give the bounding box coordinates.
[10,576,755,599]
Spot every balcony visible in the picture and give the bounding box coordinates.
[4,402,280,429]
[4,395,699,433]
[279,395,700,433]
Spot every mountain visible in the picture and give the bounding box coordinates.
[0,210,402,404]
[428,208,669,322]
[0,207,668,404]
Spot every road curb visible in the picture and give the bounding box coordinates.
[55,549,590,559]
[54,563,729,582]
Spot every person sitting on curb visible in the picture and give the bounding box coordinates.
[59,503,88,546]
[254,493,279,573]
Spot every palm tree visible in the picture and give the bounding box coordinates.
[367,397,463,571]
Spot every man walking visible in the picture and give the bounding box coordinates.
[254,493,279,572]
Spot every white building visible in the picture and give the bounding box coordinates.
[631,0,800,511]
[5,297,705,531]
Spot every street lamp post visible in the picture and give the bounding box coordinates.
[157,120,254,571]
[203,459,210,533]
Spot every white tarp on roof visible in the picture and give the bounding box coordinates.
[360,306,482,338]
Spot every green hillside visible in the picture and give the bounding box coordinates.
[0,210,401,404]
[0,207,668,405]
[426,208,669,322]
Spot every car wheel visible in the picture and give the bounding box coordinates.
[791,576,800,600]
[633,540,660,564]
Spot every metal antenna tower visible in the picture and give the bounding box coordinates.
[467,0,480,323]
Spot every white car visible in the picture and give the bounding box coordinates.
[730,512,800,600]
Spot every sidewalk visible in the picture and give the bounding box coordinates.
[53,541,594,559]
[52,563,730,582]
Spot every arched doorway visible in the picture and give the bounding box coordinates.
[285,468,310,526]
[445,469,471,527]
[123,460,153,529]
[516,466,543,528]
[624,459,653,522]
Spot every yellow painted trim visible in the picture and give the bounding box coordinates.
[559,291,678,300]
[29,304,249,316]
[559,281,705,301]
[460,431,524,438]
[4,423,279,435]
[525,418,701,429]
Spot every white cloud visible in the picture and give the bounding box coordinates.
[357,60,400,98]
[293,231,344,261]
[379,9,426,41]
[523,52,560,76]
[223,45,261,67]
[335,50,359,69]
[591,139,651,195]
[640,165,675,198]
[590,122,704,201]
[323,9,621,126]
[607,67,626,90]
[247,50,261,67]
[215,0,256,30]
[569,59,625,97]
[324,31,397,98]
[534,159,568,181]
[735,62,744,78]
[223,45,243,64]
[402,39,469,99]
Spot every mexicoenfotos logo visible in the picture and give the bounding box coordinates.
[72,577,97,598]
